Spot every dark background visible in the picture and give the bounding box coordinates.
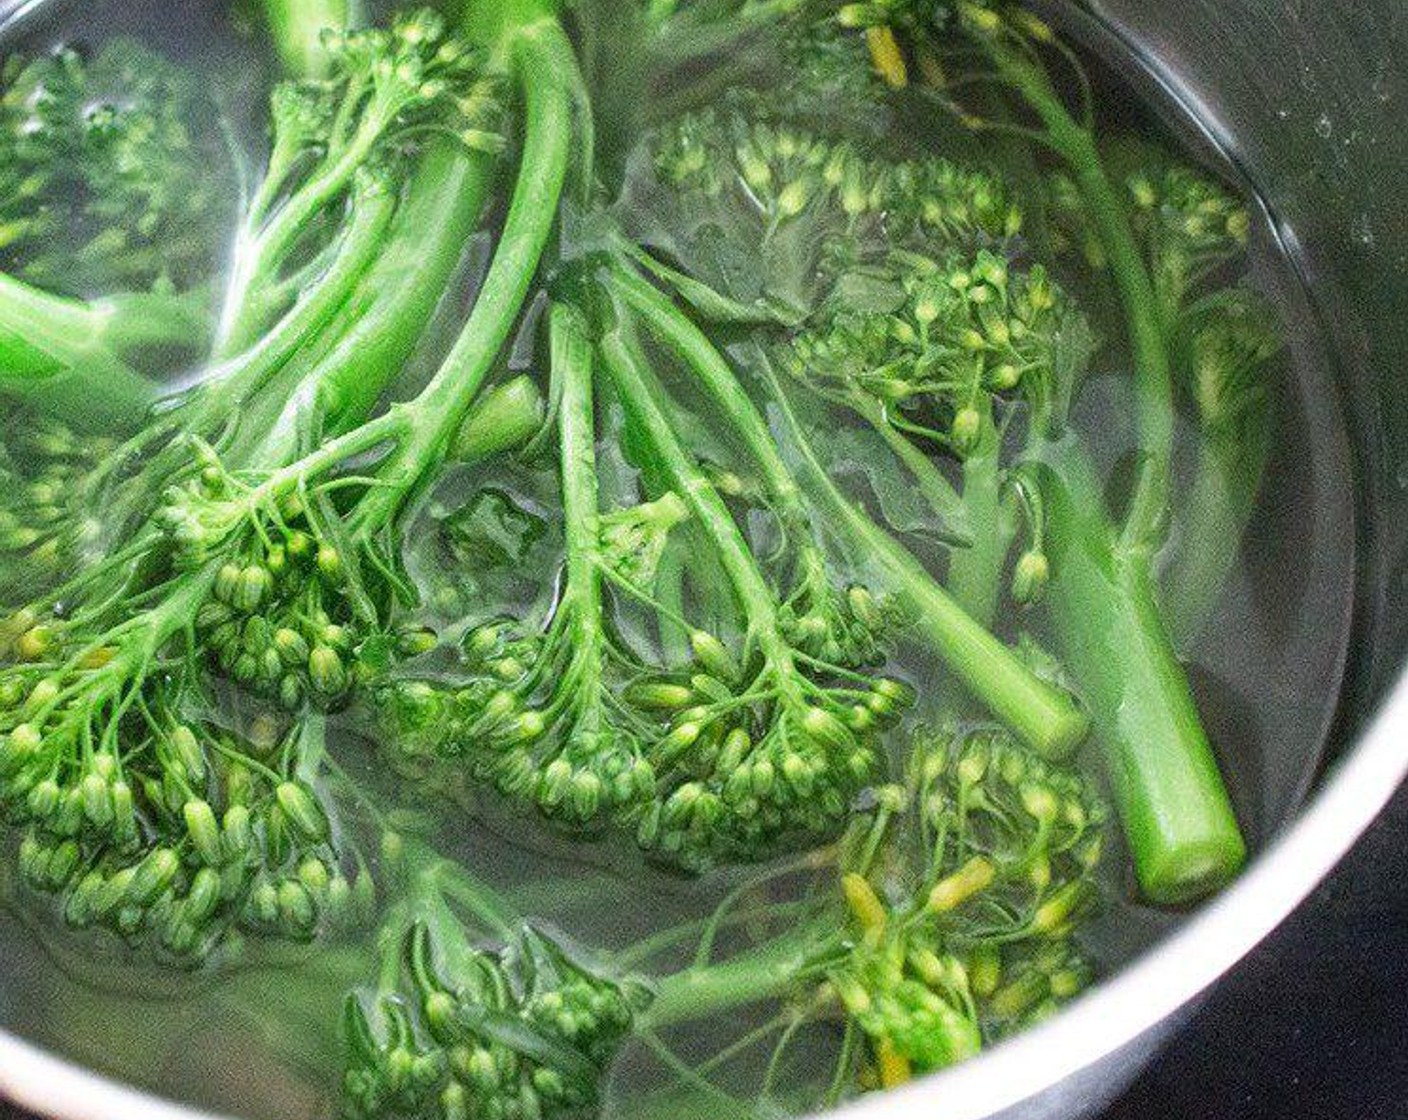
[1105,782,1408,1120]
[3,783,1406,1119]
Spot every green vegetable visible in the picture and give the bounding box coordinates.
[337,718,1106,1116]
[599,260,1088,759]
[0,0,1288,1112]
[830,0,1260,900]
[0,40,234,424]
[0,0,569,961]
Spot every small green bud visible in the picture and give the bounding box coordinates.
[274,628,310,667]
[538,758,572,807]
[309,645,348,696]
[1012,550,1050,605]
[951,407,983,455]
[47,838,80,888]
[110,780,137,842]
[129,848,180,907]
[233,565,272,611]
[801,706,853,752]
[277,879,318,936]
[689,631,739,684]
[27,778,61,819]
[222,804,252,858]
[169,726,206,781]
[625,682,695,711]
[569,771,603,819]
[316,544,343,583]
[185,867,222,923]
[81,772,113,828]
[298,856,331,894]
[276,781,330,843]
[184,800,223,866]
[660,721,702,758]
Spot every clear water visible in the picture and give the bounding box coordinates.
[0,2,1358,1118]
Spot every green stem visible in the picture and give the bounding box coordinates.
[642,922,836,1031]
[1162,430,1271,649]
[761,358,1089,758]
[606,264,807,520]
[196,184,396,442]
[88,291,210,359]
[653,539,692,665]
[260,0,358,77]
[650,0,800,67]
[1038,440,1245,904]
[606,270,1086,756]
[946,409,1007,628]
[299,143,499,432]
[0,273,161,429]
[352,20,574,531]
[460,0,563,50]
[987,37,1172,555]
[551,301,609,698]
[600,323,802,696]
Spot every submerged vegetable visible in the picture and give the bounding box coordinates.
[0,0,1286,1116]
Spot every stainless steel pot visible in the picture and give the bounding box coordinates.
[1,1,1405,1118]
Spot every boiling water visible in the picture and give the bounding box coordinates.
[0,1,1358,1118]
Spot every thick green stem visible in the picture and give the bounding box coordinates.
[599,324,801,692]
[351,19,574,532]
[0,273,160,428]
[1039,440,1245,904]
[551,302,608,698]
[300,144,499,432]
[1162,431,1271,649]
[196,185,396,444]
[988,38,1172,555]
[642,923,835,1030]
[261,0,357,77]
[761,359,1089,757]
[946,411,1007,628]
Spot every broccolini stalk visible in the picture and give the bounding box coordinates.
[379,303,661,829]
[261,0,362,77]
[0,3,578,958]
[781,249,1085,626]
[341,15,576,537]
[0,277,193,427]
[839,1,1250,899]
[1163,293,1280,646]
[216,8,506,355]
[601,316,914,868]
[604,263,894,669]
[839,1,1175,551]
[1037,443,1245,904]
[605,262,1088,758]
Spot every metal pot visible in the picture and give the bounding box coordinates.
[1,1,1405,1118]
